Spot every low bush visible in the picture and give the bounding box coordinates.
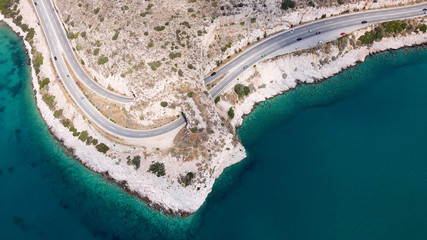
[96,143,109,153]
[148,61,161,70]
[148,162,166,177]
[78,130,89,142]
[160,101,168,107]
[154,25,165,31]
[39,78,50,89]
[127,155,141,169]
[42,94,55,110]
[228,107,234,119]
[53,109,63,118]
[180,172,194,187]
[97,55,109,65]
[214,96,220,104]
[281,0,296,10]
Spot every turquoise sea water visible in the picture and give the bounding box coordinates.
[1,22,427,239]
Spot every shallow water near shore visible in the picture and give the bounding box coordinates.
[1,22,427,239]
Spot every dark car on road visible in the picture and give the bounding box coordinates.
[54,56,57,60]
[315,31,321,35]
[297,38,302,41]
[210,72,216,76]
[361,20,368,24]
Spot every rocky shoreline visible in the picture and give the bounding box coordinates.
[1,1,426,216]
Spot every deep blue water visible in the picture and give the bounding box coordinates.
[1,22,427,239]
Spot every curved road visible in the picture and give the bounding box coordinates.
[206,3,427,98]
[33,0,426,139]
[34,0,133,104]
[33,0,185,139]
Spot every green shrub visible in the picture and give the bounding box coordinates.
[96,143,109,153]
[214,96,220,104]
[93,48,100,55]
[61,119,71,128]
[420,24,427,33]
[381,20,406,34]
[148,61,161,70]
[160,101,168,107]
[178,69,183,77]
[147,39,154,48]
[281,0,296,10]
[66,31,75,39]
[78,130,89,142]
[187,92,194,98]
[169,52,182,59]
[95,40,101,47]
[180,172,194,187]
[40,78,50,89]
[97,55,109,65]
[234,84,250,98]
[187,63,194,69]
[42,94,55,110]
[250,18,256,23]
[337,0,344,5]
[54,109,63,118]
[154,25,165,31]
[76,45,82,51]
[94,7,100,14]
[25,28,35,41]
[112,31,119,40]
[358,26,384,45]
[148,162,166,177]
[128,155,141,169]
[190,127,198,133]
[228,107,234,119]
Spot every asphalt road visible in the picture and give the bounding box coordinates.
[207,3,427,98]
[34,0,133,104]
[33,0,425,139]
[33,0,185,139]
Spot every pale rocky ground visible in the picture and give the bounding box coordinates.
[1,0,426,215]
